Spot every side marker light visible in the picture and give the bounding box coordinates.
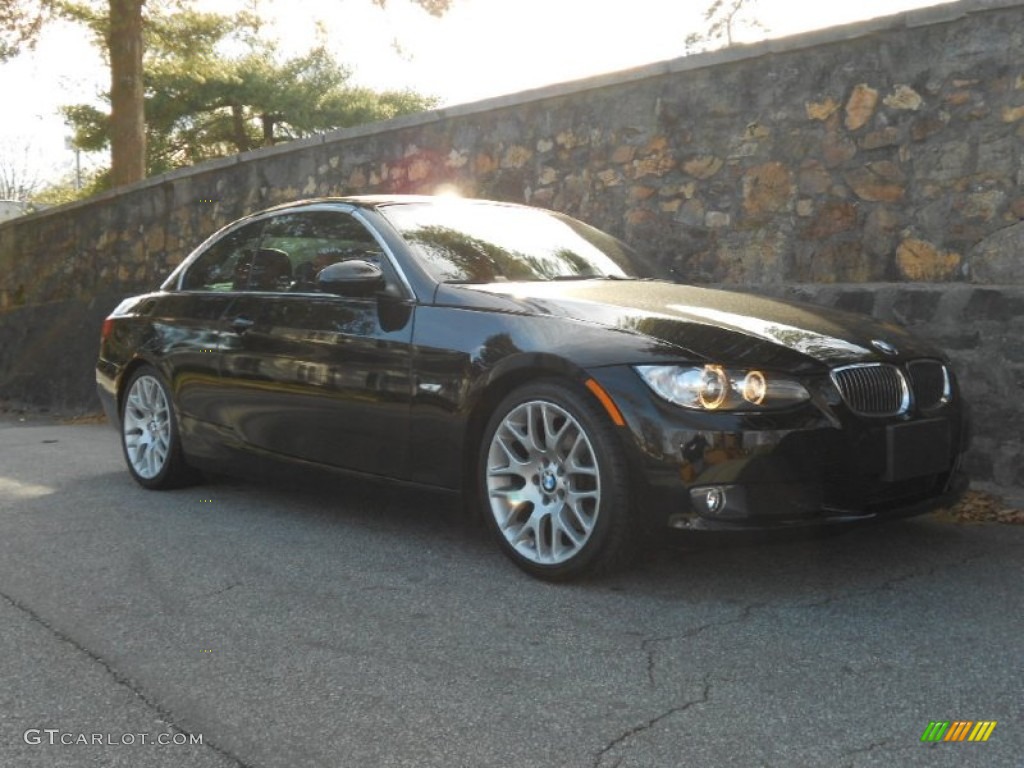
[585,379,625,427]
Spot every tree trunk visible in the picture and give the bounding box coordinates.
[261,113,276,147]
[231,104,251,153]
[108,0,146,186]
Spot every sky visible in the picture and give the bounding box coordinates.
[0,0,954,191]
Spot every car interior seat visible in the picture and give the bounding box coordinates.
[234,248,292,291]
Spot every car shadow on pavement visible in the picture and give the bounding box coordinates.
[28,464,1007,599]
[198,468,1000,598]
[618,513,1000,602]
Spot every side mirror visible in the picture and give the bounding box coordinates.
[316,260,386,297]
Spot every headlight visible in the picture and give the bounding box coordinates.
[635,364,810,411]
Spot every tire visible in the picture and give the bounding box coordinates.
[120,366,199,490]
[478,379,635,581]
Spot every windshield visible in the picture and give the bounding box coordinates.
[378,201,644,283]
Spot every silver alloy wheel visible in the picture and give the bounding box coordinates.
[485,400,601,565]
[122,374,173,480]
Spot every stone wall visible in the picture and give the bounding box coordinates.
[1,0,1022,488]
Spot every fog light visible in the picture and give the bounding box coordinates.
[703,486,725,514]
[688,484,748,520]
[706,487,724,513]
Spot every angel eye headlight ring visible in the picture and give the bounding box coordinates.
[742,370,767,405]
[699,365,729,410]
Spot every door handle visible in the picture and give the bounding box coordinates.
[229,316,255,333]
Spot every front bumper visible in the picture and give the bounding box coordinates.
[664,465,969,531]
[589,366,972,532]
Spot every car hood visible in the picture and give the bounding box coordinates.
[436,279,943,370]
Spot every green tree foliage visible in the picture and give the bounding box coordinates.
[0,1,63,61]
[32,169,107,205]
[3,0,452,187]
[63,7,438,177]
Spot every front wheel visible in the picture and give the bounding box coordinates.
[120,366,198,489]
[479,380,635,581]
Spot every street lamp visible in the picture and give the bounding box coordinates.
[64,136,81,190]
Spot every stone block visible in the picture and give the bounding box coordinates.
[892,288,942,324]
[963,288,1024,322]
[674,199,705,227]
[1002,104,1024,123]
[959,189,1006,222]
[884,85,924,111]
[833,289,877,315]
[822,129,857,167]
[806,97,840,121]
[968,220,1024,284]
[801,200,859,239]
[1003,337,1024,363]
[798,161,832,195]
[913,140,970,183]
[896,238,962,281]
[794,241,881,283]
[682,155,723,179]
[845,161,906,203]
[860,127,902,150]
[845,84,880,131]
[862,206,903,257]
[930,331,982,350]
[742,162,793,217]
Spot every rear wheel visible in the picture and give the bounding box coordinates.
[121,366,198,489]
[479,380,634,580]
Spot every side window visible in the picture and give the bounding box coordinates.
[259,211,382,291]
[181,221,264,291]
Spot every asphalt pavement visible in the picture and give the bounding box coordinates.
[0,416,1021,767]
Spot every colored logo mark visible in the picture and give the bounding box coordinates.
[921,721,997,742]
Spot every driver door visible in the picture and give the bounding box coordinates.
[219,209,415,478]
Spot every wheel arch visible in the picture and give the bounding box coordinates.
[459,353,624,518]
[115,356,161,417]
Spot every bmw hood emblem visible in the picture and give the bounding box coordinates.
[871,339,899,356]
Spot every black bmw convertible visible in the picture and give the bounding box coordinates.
[97,195,970,580]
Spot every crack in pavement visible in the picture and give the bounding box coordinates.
[593,682,711,768]
[638,550,989,698]
[842,738,893,757]
[641,634,672,689]
[0,588,255,768]
[804,550,990,610]
[196,581,243,601]
[642,603,764,689]
[622,550,999,765]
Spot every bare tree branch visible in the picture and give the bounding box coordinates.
[685,0,768,54]
[0,138,44,201]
